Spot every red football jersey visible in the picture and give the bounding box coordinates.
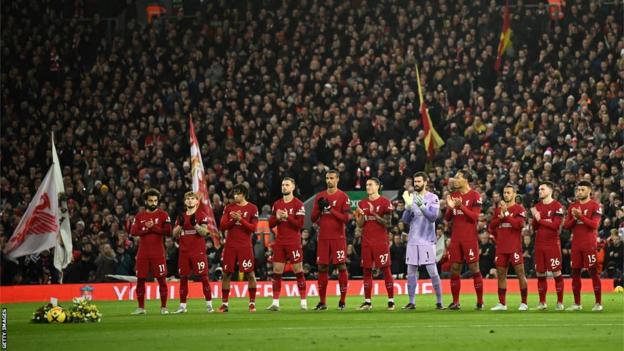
[220,202,258,247]
[176,209,209,256]
[444,189,482,239]
[359,196,393,247]
[130,209,171,258]
[563,199,602,249]
[269,197,305,246]
[532,200,564,246]
[488,203,526,253]
[311,189,350,240]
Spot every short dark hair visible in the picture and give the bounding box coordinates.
[577,180,592,188]
[456,169,472,182]
[142,188,161,201]
[413,172,428,181]
[231,184,248,198]
[368,177,382,190]
[503,184,516,192]
[282,177,296,185]
[326,169,339,177]
[539,181,555,190]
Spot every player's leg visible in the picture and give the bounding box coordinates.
[425,264,444,309]
[193,255,213,312]
[448,239,463,309]
[465,240,483,309]
[404,245,419,309]
[359,244,373,310]
[586,249,602,311]
[334,240,349,310]
[268,245,286,311]
[151,257,169,313]
[381,264,395,310]
[132,258,148,314]
[175,255,191,313]
[241,246,257,312]
[549,247,564,310]
[315,239,330,310]
[569,247,583,310]
[419,245,441,309]
[534,246,548,309]
[512,261,528,310]
[219,246,235,312]
[492,254,508,310]
[292,261,308,310]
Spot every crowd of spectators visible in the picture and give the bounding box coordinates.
[1,0,622,285]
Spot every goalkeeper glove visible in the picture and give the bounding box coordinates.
[402,191,413,209]
[414,194,425,209]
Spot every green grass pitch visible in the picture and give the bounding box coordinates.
[3,293,623,351]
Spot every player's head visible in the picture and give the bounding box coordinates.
[452,170,471,190]
[231,184,248,204]
[575,180,592,201]
[538,181,555,200]
[413,172,428,193]
[142,188,161,211]
[366,177,382,196]
[325,169,339,190]
[184,191,200,210]
[281,177,296,196]
[502,184,516,204]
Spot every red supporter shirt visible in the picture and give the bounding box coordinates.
[311,189,350,240]
[130,209,171,258]
[219,202,258,248]
[444,189,482,239]
[532,200,564,246]
[563,199,602,249]
[176,209,209,256]
[359,196,393,247]
[488,203,526,253]
[269,197,305,246]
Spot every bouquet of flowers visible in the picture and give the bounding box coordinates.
[31,298,102,323]
[66,297,102,323]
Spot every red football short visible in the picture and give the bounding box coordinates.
[316,239,347,265]
[534,245,562,273]
[448,237,479,264]
[361,242,391,269]
[178,253,209,276]
[570,246,597,270]
[495,250,524,268]
[135,256,167,278]
[221,245,254,273]
[272,244,303,264]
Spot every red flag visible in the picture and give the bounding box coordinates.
[4,167,61,260]
[415,65,444,159]
[189,117,221,248]
[495,1,512,72]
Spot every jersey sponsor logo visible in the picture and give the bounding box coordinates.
[499,223,512,228]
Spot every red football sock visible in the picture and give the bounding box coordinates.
[338,269,348,304]
[451,274,461,304]
[222,289,230,303]
[180,276,189,303]
[589,268,601,304]
[249,287,257,303]
[136,278,146,309]
[272,273,282,300]
[296,272,307,299]
[571,269,582,305]
[157,277,168,308]
[498,288,506,305]
[554,275,564,304]
[382,266,394,299]
[473,272,483,305]
[520,288,528,304]
[201,275,212,301]
[537,276,547,304]
[363,268,373,300]
[318,271,328,304]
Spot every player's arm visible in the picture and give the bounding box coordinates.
[538,210,563,230]
[311,195,321,223]
[562,207,576,230]
[401,207,414,224]
[488,208,501,233]
[219,207,235,231]
[286,206,305,230]
[172,216,183,237]
[444,207,454,221]
[458,195,481,222]
[355,205,366,228]
[195,224,209,237]
[577,207,601,230]
[420,198,440,223]
[160,215,172,236]
[239,209,259,233]
[329,196,350,223]
[268,205,279,229]
[130,215,148,236]
[506,208,526,229]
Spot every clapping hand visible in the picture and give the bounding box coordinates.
[402,191,413,209]
[571,207,581,219]
[530,207,540,221]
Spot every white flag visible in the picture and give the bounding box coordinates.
[3,166,61,260]
[52,135,72,272]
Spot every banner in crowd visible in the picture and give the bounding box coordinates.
[0,279,613,303]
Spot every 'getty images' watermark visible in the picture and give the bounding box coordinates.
[1,307,6,350]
